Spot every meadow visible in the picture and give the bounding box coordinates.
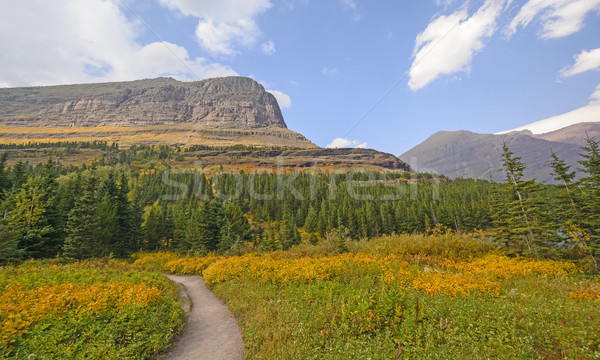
[134,233,600,359]
[0,259,185,359]
[2,233,598,359]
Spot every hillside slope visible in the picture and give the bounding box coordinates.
[399,125,595,183]
[0,77,313,148]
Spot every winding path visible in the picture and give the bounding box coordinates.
[165,275,244,360]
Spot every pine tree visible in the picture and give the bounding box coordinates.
[63,172,102,259]
[143,202,165,250]
[4,176,54,259]
[9,161,26,192]
[186,201,224,254]
[219,202,252,252]
[37,159,63,257]
[550,150,578,212]
[113,173,134,256]
[0,224,22,264]
[279,210,301,250]
[499,143,547,256]
[96,195,117,256]
[173,200,191,252]
[576,135,600,266]
[304,205,318,233]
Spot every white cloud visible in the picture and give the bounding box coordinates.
[560,48,600,77]
[498,84,600,134]
[341,0,357,10]
[266,89,292,109]
[408,0,506,91]
[326,138,368,149]
[0,0,237,88]
[159,0,272,55]
[590,84,600,103]
[261,40,276,55]
[506,0,600,39]
[322,67,339,76]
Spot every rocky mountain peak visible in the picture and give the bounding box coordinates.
[0,76,286,129]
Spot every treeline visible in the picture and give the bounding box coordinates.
[0,150,492,261]
[133,170,493,252]
[0,140,117,150]
[0,156,141,262]
[493,136,599,268]
[0,135,598,267]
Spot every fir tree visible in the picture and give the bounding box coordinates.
[63,172,101,259]
[576,135,600,265]
[550,150,578,212]
[113,173,135,256]
[499,143,547,255]
[279,210,301,250]
[96,195,117,256]
[143,202,165,250]
[4,176,54,258]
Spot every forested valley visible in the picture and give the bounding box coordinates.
[0,136,598,270]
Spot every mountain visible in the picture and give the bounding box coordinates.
[0,77,312,148]
[534,122,600,146]
[0,77,286,128]
[0,77,412,172]
[399,123,600,183]
[498,103,600,135]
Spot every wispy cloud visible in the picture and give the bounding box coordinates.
[560,48,600,78]
[0,0,237,87]
[159,0,273,55]
[261,40,276,55]
[499,84,600,134]
[340,0,357,10]
[505,0,600,39]
[591,84,600,103]
[322,67,339,76]
[408,0,506,91]
[266,89,292,109]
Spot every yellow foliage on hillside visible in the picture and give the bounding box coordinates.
[0,281,161,347]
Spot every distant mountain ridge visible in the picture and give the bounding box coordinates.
[0,77,314,148]
[0,77,413,172]
[0,77,286,129]
[400,122,600,183]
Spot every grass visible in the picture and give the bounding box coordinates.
[139,233,600,359]
[0,259,185,359]
[3,234,598,359]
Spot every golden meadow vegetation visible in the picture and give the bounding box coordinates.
[1,235,599,358]
[0,260,185,359]
[1,139,599,359]
[131,232,600,359]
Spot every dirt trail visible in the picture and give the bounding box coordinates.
[165,275,244,360]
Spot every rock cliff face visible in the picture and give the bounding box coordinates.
[1,77,286,129]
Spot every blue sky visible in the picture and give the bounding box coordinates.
[1,0,599,155]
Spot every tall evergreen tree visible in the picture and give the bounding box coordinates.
[63,172,102,259]
[96,194,117,256]
[4,176,54,258]
[279,209,301,250]
[113,173,135,256]
[143,202,165,250]
[576,135,600,266]
[499,143,547,255]
[219,202,252,252]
